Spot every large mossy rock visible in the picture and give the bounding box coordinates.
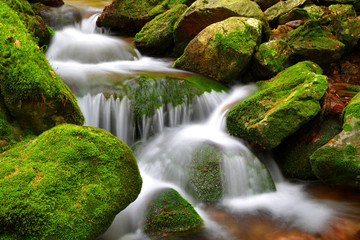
[134,4,188,56]
[264,0,308,24]
[174,17,263,83]
[187,144,223,202]
[317,0,360,11]
[0,124,142,239]
[252,40,292,79]
[96,0,192,34]
[173,0,268,54]
[310,93,360,189]
[226,61,328,151]
[144,188,203,239]
[276,115,343,179]
[0,1,84,135]
[286,20,345,65]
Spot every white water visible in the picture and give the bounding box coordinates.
[46,10,338,240]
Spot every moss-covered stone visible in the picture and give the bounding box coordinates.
[310,92,360,189]
[0,124,142,239]
[134,4,188,56]
[302,4,325,20]
[317,0,360,11]
[174,17,263,83]
[96,0,193,35]
[226,61,328,151]
[173,0,268,55]
[264,0,308,25]
[286,20,345,64]
[144,188,203,239]
[329,4,356,17]
[252,40,292,79]
[278,8,311,25]
[276,115,343,179]
[187,144,223,202]
[0,1,84,134]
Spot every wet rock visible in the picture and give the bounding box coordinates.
[264,0,308,25]
[278,8,311,25]
[96,0,191,34]
[329,4,356,17]
[0,124,142,239]
[337,16,360,50]
[144,188,203,239]
[286,20,345,65]
[310,92,360,189]
[253,0,281,11]
[323,92,346,115]
[252,40,292,79]
[173,0,268,54]
[275,115,343,180]
[302,4,325,20]
[174,17,263,83]
[134,4,188,56]
[270,24,295,40]
[226,61,328,151]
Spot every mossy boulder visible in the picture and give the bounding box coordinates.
[278,8,311,25]
[317,0,360,11]
[0,1,84,134]
[252,40,292,79]
[174,17,263,83]
[329,4,356,16]
[134,4,188,56]
[96,0,193,35]
[144,188,203,239]
[173,0,268,54]
[187,144,223,202]
[276,115,343,180]
[264,0,308,25]
[286,20,345,64]
[332,16,360,50]
[0,124,142,239]
[302,4,325,20]
[310,92,360,189]
[226,61,328,151]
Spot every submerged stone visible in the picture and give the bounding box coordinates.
[310,92,360,189]
[0,1,84,136]
[286,20,345,64]
[173,0,268,54]
[144,188,203,239]
[174,17,263,83]
[252,40,292,79]
[134,4,188,56]
[226,61,328,151]
[0,124,142,239]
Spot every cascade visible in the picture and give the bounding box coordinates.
[46,6,343,240]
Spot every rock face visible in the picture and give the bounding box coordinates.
[0,124,142,239]
[96,0,191,34]
[144,188,203,239]
[264,0,308,24]
[173,0,267,54]
[0,1,83,138]
[134,4,188,56]
[252,40,292,79]
[310,92,360,189]
[286,20,345,65]
[174,17,263,83]
[226,61,328,151]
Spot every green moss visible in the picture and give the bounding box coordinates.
[144,189,203,238]
[343,123,354,131]
[343,92,360,122]
[0,2,84,133]
[0,124,142,239]
[187,144,223,201]
[328,4,356,18]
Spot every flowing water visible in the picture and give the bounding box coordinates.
[48,2,360,239]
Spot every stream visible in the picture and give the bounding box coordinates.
[46,1,360,239]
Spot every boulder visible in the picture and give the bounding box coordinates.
[339,17,360,50]
[302,4,325,20]
[253,0,281,11]
[187,144,223,202]
[264,0,308,25]
[310,92,360,189]
[328,4,356,17]
[174,17,263,83]
[173,0,268,54]
[134,4,188,56]
[316,0,360,11]
[144,188,203,239]
[0,1,84,135]
[96,0,192,34]
[0,124,142,239]
[278,8,311,25]
[286,20,345,65]
[226,61,328,151]
[252,40,292,79]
